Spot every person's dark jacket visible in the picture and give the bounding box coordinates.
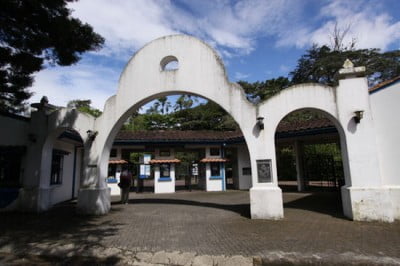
[119,172,131,189]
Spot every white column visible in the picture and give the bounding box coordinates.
[294,141,305,191]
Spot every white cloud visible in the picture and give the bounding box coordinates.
[277,0,400,50]
[68,0,177,59]
[234,72,250,80]
[30,64,119,110]
[68,0,298,58]
[279,65,290,73]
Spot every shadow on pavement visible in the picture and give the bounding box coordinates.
[0,252,121,266]
[0,201,124,262]
[283,191,346,219]
[113,198,251,218]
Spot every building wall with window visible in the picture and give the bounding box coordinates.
[49,140,80,205]
[153,148,176,194]
[204,146,225,192]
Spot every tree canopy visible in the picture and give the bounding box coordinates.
[0,0,104,113]
[290,45,400,87]
[67,99,102,118]
[122,100,238,132]
[239,45,400,104]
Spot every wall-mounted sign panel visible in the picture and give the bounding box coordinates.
[257,159,272,183]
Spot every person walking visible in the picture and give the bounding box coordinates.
[119,167,132,204]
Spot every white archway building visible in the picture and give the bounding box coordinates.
[4,35,399,222]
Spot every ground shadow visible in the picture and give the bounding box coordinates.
[112,197,251,218]
[0,200,124,264]
[283,191,346,219]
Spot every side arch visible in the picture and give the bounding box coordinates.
[273,107,351,188]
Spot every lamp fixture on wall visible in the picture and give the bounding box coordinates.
[257,116,264,130]
[353,110,364,124]
[87,130,98,141]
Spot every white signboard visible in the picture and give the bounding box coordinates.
[143,154,151,164]
[140,164,151,178]
[191,163,198,176]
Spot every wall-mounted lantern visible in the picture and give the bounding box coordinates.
[257,116,264,130]
[353,110,364,124]
[87,130,98,141]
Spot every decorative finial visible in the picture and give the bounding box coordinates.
[343,59,354,69]
[40,96,49,105]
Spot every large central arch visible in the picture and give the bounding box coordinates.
[75,34,390,222]
[76,35,264,215]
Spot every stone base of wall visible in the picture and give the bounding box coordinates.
[18,187,52,212]
[250,186,284,219]
[341,186,399,222]
[77,187,111,215]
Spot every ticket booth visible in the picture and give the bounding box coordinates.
[200,147,227,192]
[150,148,180,194]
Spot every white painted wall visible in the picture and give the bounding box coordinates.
[237,145,252,190]
[73,147,83,198]
[370,81,400,186]
[370,81,400,219]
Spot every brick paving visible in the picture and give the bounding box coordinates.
[1,190,400,265]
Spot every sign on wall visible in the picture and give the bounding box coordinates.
[191,163,198,176]
[257,159,272,183]
[139,164,151,178]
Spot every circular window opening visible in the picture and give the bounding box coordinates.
[160,56,179,71]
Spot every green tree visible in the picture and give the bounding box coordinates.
[238,77,290,102]
[0,0,104,113]
[290,45,400,87]
[173,101,238,131]
[123,100,239,132]
[67,99,102,118]
[174,94,195,111]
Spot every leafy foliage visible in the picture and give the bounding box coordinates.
[122,101,238,131]
[0,0,104,113]
[290,45,400,87]
[238,77,290,102]
[238,42,399,104]
[67,99,102,118]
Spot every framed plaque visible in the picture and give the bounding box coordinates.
[257,159,272,183]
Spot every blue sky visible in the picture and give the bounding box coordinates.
[30,0,400,110]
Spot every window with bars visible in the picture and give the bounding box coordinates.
[50,151,65,185]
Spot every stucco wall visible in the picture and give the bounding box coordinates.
[0,114,29,146]
[370,82,400,186]
[237,145,252,190]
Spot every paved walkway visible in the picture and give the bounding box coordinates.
[1,190,400,265]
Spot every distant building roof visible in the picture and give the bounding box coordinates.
[149,159,181,164]
[115,130,244,144]
[114,118,337,145]
[200,158,229,163]
[109,159,128,164]
[369,76,400,94]
[276,118,334,133]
